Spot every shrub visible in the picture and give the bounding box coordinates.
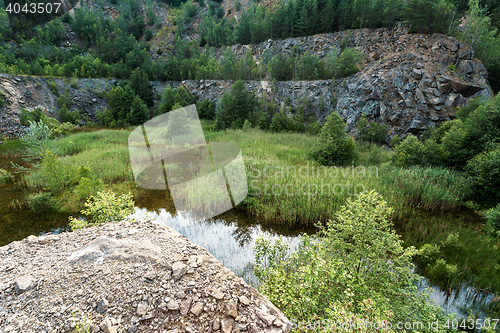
[27,192,59,213]
[465,146,500,206]
[0,90,5,108]
[71,78,79,89]
[196,99,215,119]
[20,120,54,161]
[390,134,401,147]
[484,204,500,237]
[19,107,44,126]
[0,169,14,185]
[358,115,388,143]
[57,89,72,107]
[78,190,135,226]
[270,109,304,133]
[417,243,442,266]
[242,119,252,132]
[73,177,104,201]
[391,134,424,167]
[310,112,357,166]
[49,80,58,96]
[307,120,321,135]
[254,191,447,324]
[215,80,258,129]
[332,47,363,79]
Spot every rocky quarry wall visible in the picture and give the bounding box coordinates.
[0,26,493,139]
[0,219,292,333]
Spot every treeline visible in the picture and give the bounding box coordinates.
[197,0,500,92]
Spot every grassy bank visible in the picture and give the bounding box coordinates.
[2,126,499,309]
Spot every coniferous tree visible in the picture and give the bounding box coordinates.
[129,95,150,125]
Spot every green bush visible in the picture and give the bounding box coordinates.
[74,190,135,226]
[57,89,72,107]
[484,203,500,237]
[306,120,321,135]
[390,134,401,147]
[254,191,448,324]
[19,120,54,161]
[215,80,258,129]
[19,108,44,126]
[310,112,357,166]
[417,243,442,266]
[196,99,215,119]
[0,169,13,185]
[27,192,59,213]
[73,177,104,201]
[0,90,5,108]
[49,80,58,96]
[270,109,304,133]
[357,115,388,143]
[391,134,424,167]
[241,119,252,132]
[465,146,500,206]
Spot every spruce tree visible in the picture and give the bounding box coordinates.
[129,95,150,126]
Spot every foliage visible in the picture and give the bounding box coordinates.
[390,134,401,147]
[391,134,425,167]
[19,107,43,126]
[19,120,54,161]
[70,190,135,227]
[27,192,59,213]
[57,89,72,108]
[215,80,258,129]
[483,203,500,237]
[0,168,13,185]
[403,0,455,33]
[310,112,357,166]
[0,90,5,108]
[129,95,150,126]
[196,99,215,119]
[357,114,388,143]
[254,191,449,325]
[465,146,500,206]
[270,109,304,133]
[73,177,104,201]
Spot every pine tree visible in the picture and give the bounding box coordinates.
[129,95,150,126]
[157,85,175,115]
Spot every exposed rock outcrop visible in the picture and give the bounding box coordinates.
[0,27,493,139]
[0,219,291,333]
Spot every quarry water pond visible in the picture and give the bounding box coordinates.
[0,153,495,321]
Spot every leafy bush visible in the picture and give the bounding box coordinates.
[310,112,357,166]
[27,192,59,213]
[49,80,58,96]
[196,99,215,119]
[73,177,104,201]
[391,134,424,167]
[0,169,14,185]
[254,191,447,324]
[76,190,135,226]
[417,243,442,266]
[19,107,44,126]
[215,80,258,129]
[270,109,304,133]
[484,204,500,237]
[390,134,401,147]
[57,89,72,107]
[465,146,500,206]
[0,90,5,108]
[357,114,388,143]
[19,120,54,161]
[332,47,363,79]
[241,119,252,132]
[306,120,320,135]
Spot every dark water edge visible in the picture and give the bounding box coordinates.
[1,152,498,321]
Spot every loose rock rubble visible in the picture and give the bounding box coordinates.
[0,219,291,333]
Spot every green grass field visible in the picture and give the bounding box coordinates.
[3,125,499,299]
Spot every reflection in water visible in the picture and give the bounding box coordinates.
[129,207,301,286]
[417,277,498,319]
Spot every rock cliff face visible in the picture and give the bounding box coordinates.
[0,26,493,139]
[0,219,291,333]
